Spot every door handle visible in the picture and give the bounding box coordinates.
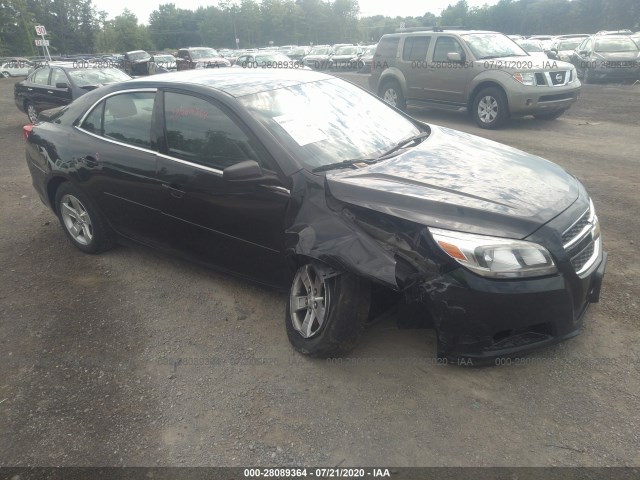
[28,88,33,91]
[162,183,186,199]
[47,90,53,94]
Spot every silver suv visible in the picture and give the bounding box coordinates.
[369,29,581,128]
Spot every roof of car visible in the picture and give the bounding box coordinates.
[126,68,331,97]
[383,29,497,37]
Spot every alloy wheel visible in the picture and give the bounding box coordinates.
[290,264,329,338]
[477,95,499,124]
[27,103,38,123]
[60,194,94,246]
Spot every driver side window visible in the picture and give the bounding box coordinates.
[433,37,465,62]
[163,91,263,171]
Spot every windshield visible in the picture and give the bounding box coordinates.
[68,68,130,86]
[239,78,421,170]
[517,41,543,52]
[128,51,150,61]
[191,48,219,59]
[336,46,357,55]
[595,38,638,52]
[558,39,582,50]
[463,33,528,58]
[153,55,175,62]
[309,47,330,55]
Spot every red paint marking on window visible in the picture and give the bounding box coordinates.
[170,106,209,121]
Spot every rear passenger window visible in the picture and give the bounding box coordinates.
[163,92,262,170]
[403,36,430,61]
[30,67,50,85]
[103,92,155,148]
[433,37,465,62]
[375,37,400,58]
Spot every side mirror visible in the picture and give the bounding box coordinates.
[56,82,70,89]
[223,160,270,183]
[447,52,462,62]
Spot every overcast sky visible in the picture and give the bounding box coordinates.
[93,0,496,24]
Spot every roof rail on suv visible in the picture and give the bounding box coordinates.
[395,26,466,33]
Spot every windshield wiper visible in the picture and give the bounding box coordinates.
[312,158,378,173]
[312,131,429,173]
[375,131,430,159]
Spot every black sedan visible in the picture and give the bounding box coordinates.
[122,50,152,76]
[14,62,131,123]
[23,69,607,361]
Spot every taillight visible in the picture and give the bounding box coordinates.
[23,124,33,141]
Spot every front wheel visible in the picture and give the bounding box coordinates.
[286,262,370,357]
[472,87,508,129]
[380,80,406,111]
[54,183,114,254]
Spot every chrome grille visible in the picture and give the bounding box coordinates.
[562,200,601,277]
[571,240,595,272]
[562,208,590,244]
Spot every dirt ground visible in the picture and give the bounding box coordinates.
[0,73,639,468]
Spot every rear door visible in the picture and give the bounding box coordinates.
[74,89,168,244]
[155,90,290,286]
[400,35,431,102]
[26,67,52,111]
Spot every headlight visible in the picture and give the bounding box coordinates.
[513,72,536,86]
[429,227,558,278]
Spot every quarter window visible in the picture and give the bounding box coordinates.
[81,102,104,134]
[375,37,400,58]
[163,92,261,170]
[402,36,430,61]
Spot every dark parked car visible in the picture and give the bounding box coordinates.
[149,54,177,74]
[331,45,362,69]
[570,35,640,83]
[357,44,377,72]
[14,62,131,123]
[122,50,152,76]
[302,45,333,69]
[23,69,606,361]
[176,47,231,70]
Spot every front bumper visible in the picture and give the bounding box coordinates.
[507,82,581,116]
[421,251,607,363]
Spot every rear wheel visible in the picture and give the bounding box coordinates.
[472,87,508,129]
[54,183,114,254]
[380,80,406,111]
[25,101,38,123]
[286,262,370,357]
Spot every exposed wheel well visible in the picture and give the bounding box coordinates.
[47,177,68,215]
[468,82,509,112]
[378,76,401,96]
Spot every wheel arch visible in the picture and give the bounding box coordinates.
[377,69,407,97]
[47,176,71,215]
[467,81,510,112]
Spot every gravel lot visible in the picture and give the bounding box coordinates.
[0,73,639,467]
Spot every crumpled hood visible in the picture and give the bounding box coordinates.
[326,125,580,239]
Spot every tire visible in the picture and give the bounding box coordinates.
[533,109,566,120]
[380,80,406,111]
[286,262,370,358]
[1,71,9,78]
[583,68,594,84]
[472,86,508,129]
[54,182,114,254]
[25,101,38,124]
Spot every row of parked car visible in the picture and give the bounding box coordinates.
[512,30,640,83]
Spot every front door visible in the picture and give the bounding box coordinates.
[156,90,290,286]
